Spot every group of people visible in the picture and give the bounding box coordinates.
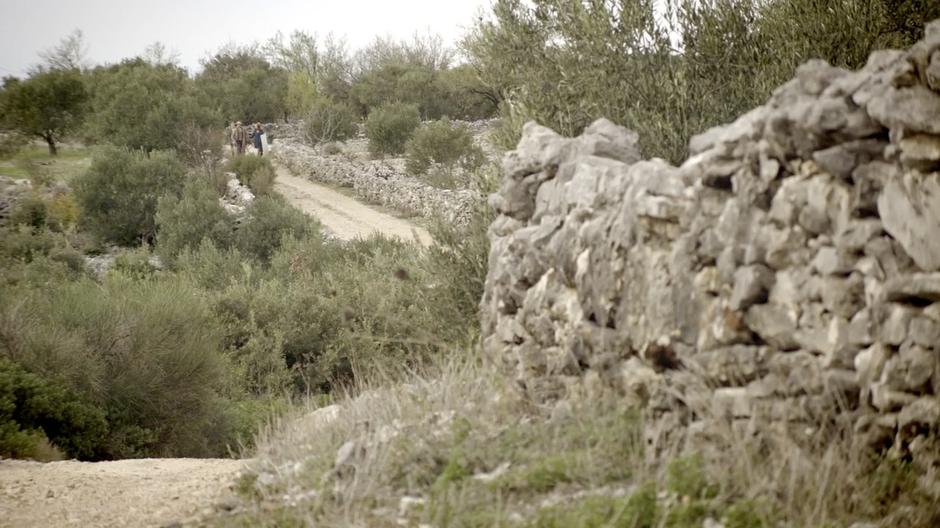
[230,121,265,156]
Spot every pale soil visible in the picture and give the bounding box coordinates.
[0,458,246,528]
[273,165,433,246]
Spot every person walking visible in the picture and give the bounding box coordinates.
[228,122,236,152]
[251,123,264,156]
[233,121,247,155]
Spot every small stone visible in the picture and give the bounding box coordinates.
[871,382,917,411]
[855,343,889,387]
[878,171,940,272]
[898,397,940,432]
[812,246,856,275]
[881,343,934,391]
[714,387,751,418]
[867,84,940,135]
[848,309,873,346]
[729,265,774,310]
[880,305,916,346]
[884,273,940,303]
[334,440,359,469]
[745,304,799,350]
[899,134,940,171]
[909,316,940,348]
[835,219,883,252]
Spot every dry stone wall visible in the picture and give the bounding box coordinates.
[481,21,940,462]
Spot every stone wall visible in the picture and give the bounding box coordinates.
[481,22,940,460]
[270,126,489,227]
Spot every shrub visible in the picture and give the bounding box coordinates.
[0,358,108,460]
[423,168,497,334]
[73,147,186,245]
[155,179,235,264]
[0,225,56,262]
[111,246,159,279]
[405,118,485,178]
[8,193,47,229]
[365,102,421,156]
[303,98,358,145]
[176,239,252,291]
[236,195,318,262]
[45,192,80,232]
[0,276,236,458]
[227,155,277,196]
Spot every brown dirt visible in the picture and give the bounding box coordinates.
[0,458,246,527]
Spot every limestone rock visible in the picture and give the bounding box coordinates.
[729,265,774,310]
[878,171,940,271]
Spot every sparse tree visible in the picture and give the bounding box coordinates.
[39,29,89,71]
[142,41,181,66]
[0,69,87,155]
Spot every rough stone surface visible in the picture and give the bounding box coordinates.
[480,25,940,464]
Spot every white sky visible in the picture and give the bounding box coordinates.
[0,0,492,77]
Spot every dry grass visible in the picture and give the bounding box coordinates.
[217,354,940,527]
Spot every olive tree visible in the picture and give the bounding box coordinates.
[0,69,87,155]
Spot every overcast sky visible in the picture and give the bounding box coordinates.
[0,0,491,77]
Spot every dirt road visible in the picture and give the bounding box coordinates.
[273,166,432,246]
[0,458,245,527]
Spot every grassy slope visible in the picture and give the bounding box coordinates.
[212,357,938,528]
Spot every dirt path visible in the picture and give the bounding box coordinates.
[0,458,245,527]
[273,165,433,246]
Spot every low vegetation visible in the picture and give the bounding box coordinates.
[302,98,358,145]
[365,102,422,156]
[0,134,489,460]
[218,358,940,528]
[404,118,485,179]
[226,154,277,196]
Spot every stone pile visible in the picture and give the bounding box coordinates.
[481,21,940,463]
[221,172,255,217]
[273,140,479,226]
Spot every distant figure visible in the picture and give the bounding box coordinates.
[251,123,264,156]
[228,121,236,151]
[233,121,248,155]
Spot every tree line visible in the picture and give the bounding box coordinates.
[0,29,498,157]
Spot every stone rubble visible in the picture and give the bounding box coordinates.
[480,21,940,465]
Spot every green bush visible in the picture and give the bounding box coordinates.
[365,102,421,156]
[0,358,108,460]
[227,155,276,196]
[303,98,359,145]
[236,195,318,262]
[0,276,235,458]
[405,118,485,178]
[111,246,159,279]
[73,147,186,245]
[176,239,252,291]
[8,194,48,229]
[45,192,80,232]
[155,179,235,264]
